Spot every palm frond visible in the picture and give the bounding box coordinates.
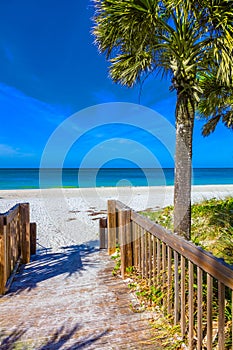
[202,115,221,136]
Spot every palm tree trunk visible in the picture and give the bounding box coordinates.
[174,92,194,240]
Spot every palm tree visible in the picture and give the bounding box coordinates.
[93,0,233,239]
[197,72,233,136]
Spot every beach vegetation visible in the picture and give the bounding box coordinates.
[92,0,233,240]
[111,244,121,275]
[141,197,233,264]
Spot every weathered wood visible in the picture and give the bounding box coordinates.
[107,200,117,255]
[218,282,225,349]
[20,203,30,264]
[138,226,142,274]
[131,210,233,289]
[207,274,213,350]
[174,251,179,325]
[167,246,172,316]
[232,290,233,350]
[118,209,126,279]
[30,222,37,255]
[125,212,132,269]
[157,239,161,285]
[0,216,5,294]
[180,255,186,338]
[118,208,132,278]
[188,261,194,350]
[133,222,139,268]
[162,242,166,304]
[2,205,19,225]
[152,236,156,286]
[141,230,145,279]
[145,232,148,280]
[231,290,233,350]
[148,234,152,286]
[0,203,33,295]
[5,223,10,280]
[197,267,203,350]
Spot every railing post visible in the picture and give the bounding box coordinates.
[30,222,37,256]
[20,203,30,264]
[107,200,117,255]
[99,218,107,249]
[118,207,132,279]
[0,216,5,294]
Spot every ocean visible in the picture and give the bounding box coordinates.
[0,168,233,190]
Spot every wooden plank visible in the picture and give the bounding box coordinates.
[174,251,179,325]
[138,226,142,274]
[125,210,132,269]
[30,222,37,255]
[180,255,186,338]
[107,200,117,255]
[197,267,203,350]
[218,282,225,349]
[115,200,131,211]
[134,222,139,268]
[188,261,194,350]
[167,246,172,316]
[157,239,161,285]
[118,208,126,279]
[6,223,11,280]
[99,217,107,249]
[232,290,233,350]
[131,210,233,289]
[152,236,156,286]
[0,216,5,294]
[207,274,213,350]
[1,204,20,225]
[20,203,30,264]
[162,242,166,305]
[145,232,148,280]
[141,230,145,279]
[148,233,152,285]
[118,208,132,278]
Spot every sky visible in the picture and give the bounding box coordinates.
[0,0,232,169]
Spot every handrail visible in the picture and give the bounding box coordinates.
[106,199,233,350]
[131,209,233,289]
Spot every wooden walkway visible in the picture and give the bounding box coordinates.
[0,246,161,349]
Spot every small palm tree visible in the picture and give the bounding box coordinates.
[93,0,233,239]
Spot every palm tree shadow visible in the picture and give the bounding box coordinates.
[0,329,27,350]
[39,324,110,350]
[0,324,110,350]
[6,243,100,295]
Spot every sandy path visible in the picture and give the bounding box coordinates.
[0,185,233,252]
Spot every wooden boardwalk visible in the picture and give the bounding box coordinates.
[0,246,161,349]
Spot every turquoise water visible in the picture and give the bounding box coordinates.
[0,168,232,190]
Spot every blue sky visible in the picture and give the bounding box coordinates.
[0,0,232,169]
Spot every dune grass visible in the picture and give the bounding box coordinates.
[141,197,233,265]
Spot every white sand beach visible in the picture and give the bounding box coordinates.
[0,185,233,252]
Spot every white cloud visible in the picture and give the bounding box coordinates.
[0,144,18,155]
[0,144,33,158]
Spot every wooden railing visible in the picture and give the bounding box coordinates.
[104,200,233,350]
[0,203,36,295]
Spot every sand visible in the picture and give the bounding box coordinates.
[0,185,233,252]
